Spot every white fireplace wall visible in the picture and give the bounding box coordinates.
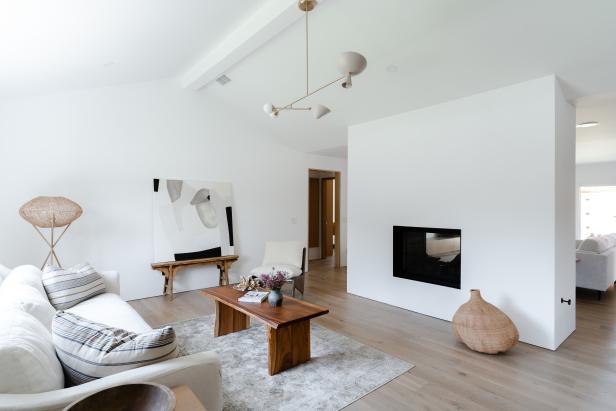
[348,75,575,350]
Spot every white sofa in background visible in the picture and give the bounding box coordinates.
[576,234,616,299]
[0,265,222,411]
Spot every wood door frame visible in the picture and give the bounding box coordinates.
[321,177,335,260]
[307,169,341,269]
[308,178,320,249]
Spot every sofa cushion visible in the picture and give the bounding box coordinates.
[1,265,46,297]
[0,309,64,393]
[67,292,151,334]
[0,263,10,284]
[251,263,303,279]
[52,311,178,385]
[579,236,613,253]
[42,263,106,310]
[599,235,614,250]
[0,283,56,330]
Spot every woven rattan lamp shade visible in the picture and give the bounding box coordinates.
[19,196,82,228]
[19,196,83,268]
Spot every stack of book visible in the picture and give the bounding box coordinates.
[238,291,269,303]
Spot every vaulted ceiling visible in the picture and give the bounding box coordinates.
[2,0,616,159]
[0,0,268,97]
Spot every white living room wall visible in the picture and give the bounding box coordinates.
[575,161,616,239]
[348,76,575,350]
[0,79,347,300]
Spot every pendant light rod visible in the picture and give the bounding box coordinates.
[275,74,345,114]
[305,4,309,96]
[263,0,367,120]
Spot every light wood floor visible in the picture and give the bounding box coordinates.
[130,260,616,410]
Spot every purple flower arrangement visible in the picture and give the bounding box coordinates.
[260,271,286,291]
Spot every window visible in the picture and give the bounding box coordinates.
[580,186,616,238]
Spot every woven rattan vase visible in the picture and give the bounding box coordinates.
[452,289,519,354]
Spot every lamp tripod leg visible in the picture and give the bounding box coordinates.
[51,223,70,268]
[50,222,55,266]
[33,219,72,269]
[41,250,53,270]
[51,248,62,268]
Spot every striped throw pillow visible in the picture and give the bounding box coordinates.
[52,311,178,385]
[42,263,106,310]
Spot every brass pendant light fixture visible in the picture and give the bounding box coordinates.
[263,0,367,120]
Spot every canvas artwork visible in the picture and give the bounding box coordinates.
[153,178,235,262]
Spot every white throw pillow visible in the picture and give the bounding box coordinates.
[579,237,611,253]
[600,235,614,249]
[251,263,303,279]
[43,263,106,310]
[52,311,178,385]
[0,263,11,281]
[0,309,64,393]
[0,283,56,330]
[605,234,616,249]
[1,265,46,297]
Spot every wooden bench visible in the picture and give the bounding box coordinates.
[151,255,239,299]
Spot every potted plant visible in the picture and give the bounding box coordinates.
[260,271,286,307]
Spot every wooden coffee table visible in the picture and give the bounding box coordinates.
[201,285,329,375]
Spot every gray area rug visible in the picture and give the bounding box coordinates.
[170,315,413,411]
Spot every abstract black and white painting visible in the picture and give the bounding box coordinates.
[153,178,235,262]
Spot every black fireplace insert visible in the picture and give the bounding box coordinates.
[393,226,461,289]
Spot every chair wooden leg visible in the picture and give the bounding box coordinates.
[294,275,305,297]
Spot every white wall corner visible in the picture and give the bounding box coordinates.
[553,76,577,349]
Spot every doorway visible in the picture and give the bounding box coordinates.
[308,169,341,268]
[580,186,616,238]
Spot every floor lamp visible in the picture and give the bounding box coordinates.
[19,196,83,269]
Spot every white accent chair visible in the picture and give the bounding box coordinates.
[0,264,223,411]
[576,235,616,300]
[250,241,306,297]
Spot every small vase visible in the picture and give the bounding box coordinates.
[452,289,519,354]
[268,289,283,307]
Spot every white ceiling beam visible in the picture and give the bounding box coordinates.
[181,0,316,91]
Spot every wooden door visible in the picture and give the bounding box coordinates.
[321,178,334,258]
[308,178,320,248]
[334,171,341,268]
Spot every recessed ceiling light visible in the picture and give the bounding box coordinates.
[577,121,599,128]
[386,64,398,73]
[216,74,231,85]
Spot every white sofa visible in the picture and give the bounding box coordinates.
[0,265,222,411]
[576,234,616,298]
